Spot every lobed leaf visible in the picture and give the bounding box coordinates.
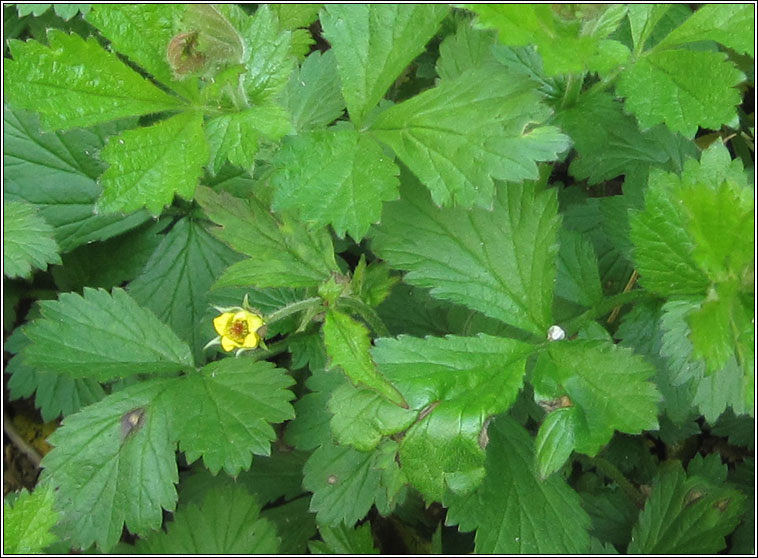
[320,4,448,126]
[4,30,183,130]
[195,185,338,288]
[172,358,295,476]
[3,200,61,279]
[132,485,279,554]
[96,111,208,215]
[3,485,60,554]
[372,334,533,500]
[370,67,569,208]
[271,126,399,241]
[372,174,560,336]
[41,379,180,551]
[445,416,591,554]
[22,287,194,381]
[309,523,379,555]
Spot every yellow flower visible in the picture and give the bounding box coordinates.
[212,310,265,352]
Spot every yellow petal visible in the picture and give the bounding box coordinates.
[245,313,264,332]
[242,332,260,348]
[220,335,239,352]
[213,312,234,336]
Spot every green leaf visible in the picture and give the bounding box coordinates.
[445,416,591,554]
[372,334,533,500]
[41,379,180,551]
[96,111,208,215]
[3,485,60,554]
[271,126,399,241]
[626,5,671,53]
[309,523,379,554]
[370,67,569,208]
[534,340,661,456]
[3,106,150,252]
[4,30,183,130]
[133,485,279,554]
[656,4,754,57]
[629,169,709,296]
[372,175,560,336]
[628,460,745,554]
[285,367,342,452]
[555,227,603,308]
[173,358,295,476]
[271,3,321,30]
[556,92,696,185]
[436,19,498,82]
[6,328,105,422]
[21,287,194,381]
[466,4,614,75]
[86,4,198,100]
[303,438,405,526]
[261,497,317,555]
[323,309,405,406]
[327,382,415,451]
[320,4,448,126]
[281,50,345,132]
[205,103,292,174]
[238,4,294,104]
[535,406,575,478]
[3,200,61,279]
[617,49,745,137]
[195,185,338,288]
[128,218,240,363]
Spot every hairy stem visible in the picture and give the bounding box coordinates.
[335,297,391,338]
[265,297,323,325]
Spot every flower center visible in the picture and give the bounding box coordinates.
[227,319,249,342]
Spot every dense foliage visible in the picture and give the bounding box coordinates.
[3,3,754,554]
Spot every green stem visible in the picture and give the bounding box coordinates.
[560,72,585,109]
[579,454,646,509]
[249,337,290,362]
[335,297,391,338]
[265,297,323,325]
[563,289,656,334]
[585,67,624,98]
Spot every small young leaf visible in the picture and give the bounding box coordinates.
[41,378,180,551]
[172,358,295,476]
[323,309,405,406]
[3,484,60,554]
[370,67,569,208]
[22,287,194,381]
[445,416,591,554]
[5,30,183,130]
[3,200,61,278]
[372,174,560,336]
[133,485,279,554]
[195,186,338,288]
[271,127,399,241]
[320,4,448,126]
[628,461,745,554]
[96,111,208,215]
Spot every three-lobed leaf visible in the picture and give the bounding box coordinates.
[271,126,399,240]
[173,358,295,476]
